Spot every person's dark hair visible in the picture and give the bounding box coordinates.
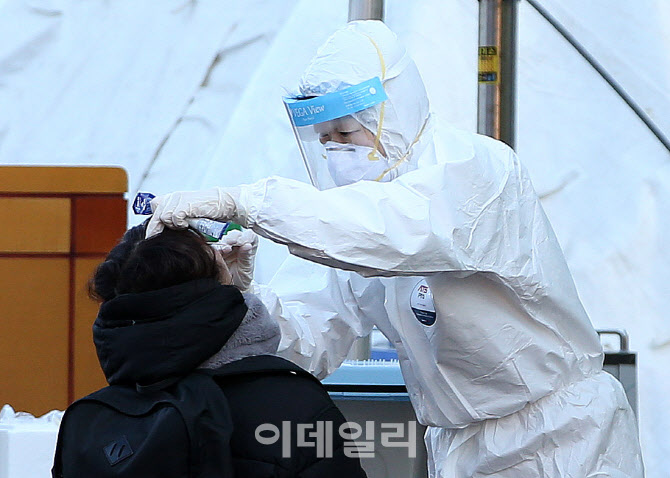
[89,223,220,302]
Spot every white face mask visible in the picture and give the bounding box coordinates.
[324,142,391,187]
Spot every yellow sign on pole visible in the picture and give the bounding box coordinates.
[478,46,500,84]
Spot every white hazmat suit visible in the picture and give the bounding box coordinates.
[149,21,644,478]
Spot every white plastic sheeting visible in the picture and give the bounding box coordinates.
[0,0,668,475]
[517,3,670,475]
[0,405,62,478]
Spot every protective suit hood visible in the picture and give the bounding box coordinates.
[298,20,431,176]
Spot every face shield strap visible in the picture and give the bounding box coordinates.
[374,114,430,182]
[360,34,387,163]
[367,102,386,162]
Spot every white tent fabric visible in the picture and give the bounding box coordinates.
[0,0,668,475]
[515,3,670,472]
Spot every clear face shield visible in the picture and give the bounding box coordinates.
[284,77,390,190]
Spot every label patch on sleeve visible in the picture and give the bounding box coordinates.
[410,279,436,326]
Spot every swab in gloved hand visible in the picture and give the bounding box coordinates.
[144,187,248,238]
[133,191,242,241]
[209,229,258,293]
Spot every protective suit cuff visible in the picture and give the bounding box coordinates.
[234,179,269,229]
[244,280,262,296]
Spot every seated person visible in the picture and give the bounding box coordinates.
[89,223,367,477]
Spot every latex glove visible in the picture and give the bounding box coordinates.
[146,186,246,238]
[214,249,234,286]
[210,229,258,293]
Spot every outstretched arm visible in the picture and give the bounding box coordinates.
[146,137,522,279]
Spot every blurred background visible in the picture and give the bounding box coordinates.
[0,0,668,476]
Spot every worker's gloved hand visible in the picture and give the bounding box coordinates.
[145,186,248,238]
[210,229,258,293]
[214,249,234,287]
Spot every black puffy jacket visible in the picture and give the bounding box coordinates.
[213,354,367,477]
[93,278,367,477]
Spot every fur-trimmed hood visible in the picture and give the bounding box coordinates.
[199,293,281,369]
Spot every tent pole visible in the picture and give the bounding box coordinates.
[348,0,384,22]
[526,0,670,154]
[477,0,518,150]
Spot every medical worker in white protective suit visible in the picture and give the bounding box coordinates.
[148,21,643,477]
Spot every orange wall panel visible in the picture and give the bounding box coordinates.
[0,258,70,415]
[73,257,108,399]
[0,198,70,253]
[73,196,127,254]
[0,166,127,194]
[0,166,127,414]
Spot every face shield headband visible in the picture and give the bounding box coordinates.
[284,77,387,128]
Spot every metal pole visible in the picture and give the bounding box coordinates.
[348,0,384,22]
[477,0,518,149]
[343,0,385,362]
[526,0,670,155]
